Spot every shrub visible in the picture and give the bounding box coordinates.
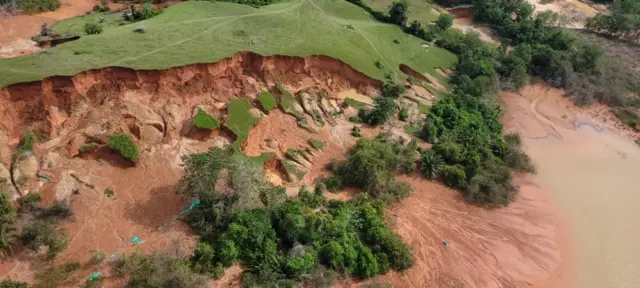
[16,131,35,155]
[323,176,342,192]
[104,188,115,198]
[359,96,396,125]
[108,134,139,162]
[387,1,408,26]
[18,0,60,13]
[20,218,68,259]
[438,165,467,190]
[116,252,207,287]
[92,3,110,12]
[79,142,98,153]
[84,22,103,35]
[124,3,163,22]
[419,149,443,179]
[435,13,453,31]
[193,108,219,130]
[38,200,72,220]
[18,193,42,214]
[398,107,408,121]
[90,249,105,264]
[351,126,362,137]
[334,136,414,202]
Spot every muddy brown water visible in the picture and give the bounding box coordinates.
[502,84,640,288]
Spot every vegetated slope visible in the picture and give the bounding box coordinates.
[0,0,456,87]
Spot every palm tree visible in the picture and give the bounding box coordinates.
[419,150,443,180]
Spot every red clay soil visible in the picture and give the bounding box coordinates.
[0,52,382,286]
[335,173,576,288]
[0,52,379,133]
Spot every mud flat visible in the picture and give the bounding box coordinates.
[502,83,640,288]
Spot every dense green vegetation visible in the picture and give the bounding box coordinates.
[416,0,543,205]
[107,134,139,162]
[193,108,219,130]
[17,0,60,13]
[469,0,637,105]
[177,147,412,286]
[225,99,261,151]
[0,0,456,87]
[257,91,278,112]
[586,0,640,43]
[329,134,418,203]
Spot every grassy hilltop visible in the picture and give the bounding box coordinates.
[0,0,456,87]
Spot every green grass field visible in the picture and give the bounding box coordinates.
[226,99,260,150]
[362,0,441,27]
[0,0,455,87]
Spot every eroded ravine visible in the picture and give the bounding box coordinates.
[0,53,584,288]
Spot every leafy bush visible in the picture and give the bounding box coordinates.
[79,142,98,153]
[193,108,219,130]
[16,131,35,155]
[323,176,342,192]
[586,0,640,42]
[92,3,110,12]
[333,135,415,202]
[18,0,60,13]
[398,107,408,121]
[84,22,103,35]
[387,1,408,26]
[419,149,443,180]
[435,13,453,31]
[90,249,105,264]
[108,134,139,162]
[20,218,68,259]
[438,165,467,190]
[359,96,397,125]
[124,3,163,22]
[0,192,17,257]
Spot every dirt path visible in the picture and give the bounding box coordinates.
[501,83,640,288]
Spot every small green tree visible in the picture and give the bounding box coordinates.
[388,1,408,26]
[435,13,453,30]
[108,134,139,162]
[438,165,467,189]
[84,22,103,35]
[419,150,443,179]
